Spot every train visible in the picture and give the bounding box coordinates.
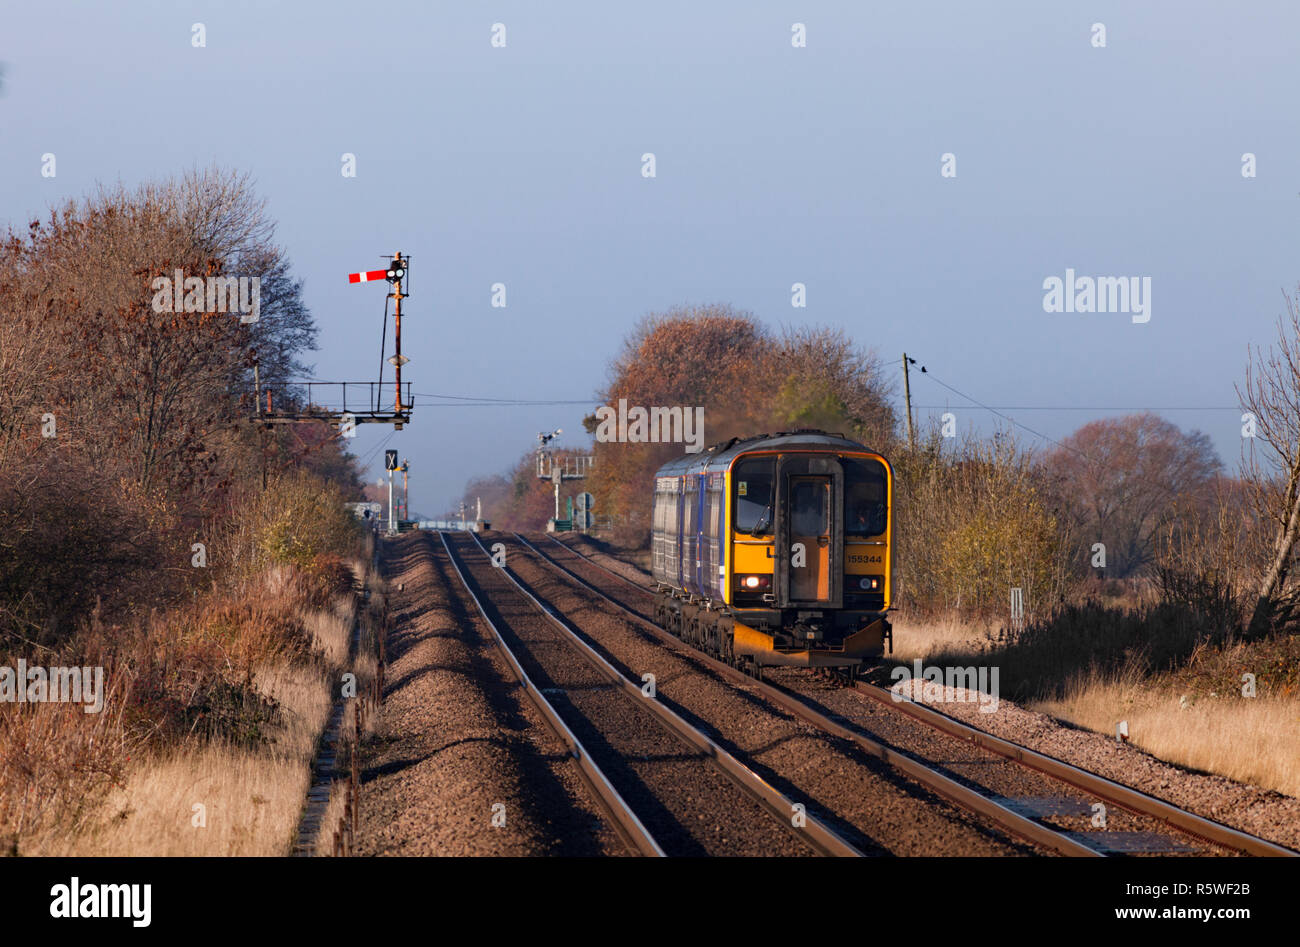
[650,430,892,675]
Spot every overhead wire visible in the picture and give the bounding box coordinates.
[908,364,1093,462]
[355,428,398,470]
[914,404,1242,412]
[413,391,594,406]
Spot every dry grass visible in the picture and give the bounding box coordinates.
[302,596,357,670]
[889,616,986,663]
[0,680,135,853]
[36,742,310,857]
[20,592,357,856]
[1034,675,1300,799]
[895,615,1300,800]
[0,456,372,856]
[911,594,1239,704]
[254,660,338,760]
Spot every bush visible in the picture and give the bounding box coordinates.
[302,554,355,606]
[250,472,362,571]
[123,644,281,746]
[0,450,170,651]
[893,431,1067,622]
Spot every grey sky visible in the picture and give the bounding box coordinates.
[3,1,1296,512]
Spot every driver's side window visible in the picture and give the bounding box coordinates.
[732,458,775,534]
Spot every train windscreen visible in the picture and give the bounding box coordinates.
[843,458,888,536]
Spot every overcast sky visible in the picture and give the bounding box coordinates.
[3,1,1297,513]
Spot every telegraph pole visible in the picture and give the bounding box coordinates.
[902,352,915,450]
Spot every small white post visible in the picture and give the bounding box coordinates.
[387,469,395,535]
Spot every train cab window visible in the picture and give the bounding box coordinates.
[844,458,888,536]
[733,458,774,534]
[790,479,829,535]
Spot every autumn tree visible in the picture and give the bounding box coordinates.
[581,305,894,541]
[769,325,895,445]
[461,450,595,530]
[0,168,349,646]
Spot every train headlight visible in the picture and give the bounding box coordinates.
[736,574,771,591]
[859,576,882,591]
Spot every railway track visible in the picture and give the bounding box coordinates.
[521,532,1298,858]
[436,531,662,857]
[438,530,864,857]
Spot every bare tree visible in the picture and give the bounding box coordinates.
[133,165,274,262]
[1045,413,1220,579]
[1238,289,1300,635]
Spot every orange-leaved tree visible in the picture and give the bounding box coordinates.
[582,304,895,543]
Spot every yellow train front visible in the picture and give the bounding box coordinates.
[651,430,892,673]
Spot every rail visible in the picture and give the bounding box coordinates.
[464,530,864,857]
[526,533,1298,857]
[436,531,664,857]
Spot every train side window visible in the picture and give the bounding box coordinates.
[684,477,696,540]
[844,458,888,536]
[732,458,774,534]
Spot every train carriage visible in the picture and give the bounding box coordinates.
[651,430,892,673]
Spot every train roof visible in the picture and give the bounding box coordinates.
[653,430,883,477]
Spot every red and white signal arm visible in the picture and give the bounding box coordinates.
[349,269,389,284]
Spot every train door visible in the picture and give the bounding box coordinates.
[788,477,830,601]
[774,456,843,609]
